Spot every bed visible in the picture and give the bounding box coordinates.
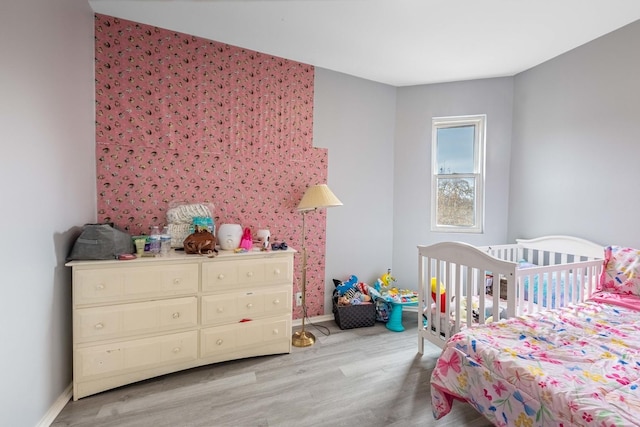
[417,235,604,352]
[429,244,640,426]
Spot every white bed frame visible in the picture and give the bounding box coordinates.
[417,235,604,352]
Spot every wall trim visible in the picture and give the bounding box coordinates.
[292,314,334,327]
[37,316,334,425]
[37,383,72,427]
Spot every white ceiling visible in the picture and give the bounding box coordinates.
[89,0,640,87]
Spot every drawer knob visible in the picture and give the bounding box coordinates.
[172,347,181,354]
[217,307,224,313]
[96,283,105,290]
[246,303,253,309]
[273,329,279,335]
[246,271,254,278]
[172,312,180,319]
[95,322,104,330]
[216,339,223,346]
[274,268,281,275]
[273,299,280,305]
[173,278,181,285]
[218,274,225,280]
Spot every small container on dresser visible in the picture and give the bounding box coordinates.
[149,226,161,254]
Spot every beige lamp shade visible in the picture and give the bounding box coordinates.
[297,184,343,211]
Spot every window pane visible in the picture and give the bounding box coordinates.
[436,177,476,227]
[436,126,475,174]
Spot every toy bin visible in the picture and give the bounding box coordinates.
[333,300,376,330]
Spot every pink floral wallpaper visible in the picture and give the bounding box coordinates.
[94,14,328,318]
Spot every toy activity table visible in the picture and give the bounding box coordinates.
[386,300,418,332]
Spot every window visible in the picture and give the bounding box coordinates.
[431,115,486,233]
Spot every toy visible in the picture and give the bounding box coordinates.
[346,289,372,305]
[336,275,358,295]
[373,278,384,292]
[335,278,374,306]
[375,269,396,295]
[356,282,369,295]
[431,277,447,312]
[343,287,358,301]
[380,268,396,286]
[368,286,382,300]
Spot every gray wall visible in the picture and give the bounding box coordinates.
[0,0,96,425]
[10,6,640,423]
[509,20,640,248]
[392,78,514,286]
[313,68,397,311]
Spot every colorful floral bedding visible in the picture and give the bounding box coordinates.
[430,292,640,426]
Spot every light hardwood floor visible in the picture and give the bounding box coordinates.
[52,311,492,427]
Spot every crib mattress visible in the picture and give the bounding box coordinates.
[423,295,508,337]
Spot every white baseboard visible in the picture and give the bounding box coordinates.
[36,383,72,427]
[292,313,333,327]
[35,315,333,426]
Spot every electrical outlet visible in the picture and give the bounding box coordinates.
[295,292,302,306]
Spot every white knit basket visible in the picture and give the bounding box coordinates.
[166,203,214,248]
[168,223,193,248]
[166,203,213,224]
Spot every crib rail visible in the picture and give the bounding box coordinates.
[515,259,602,313]
[417,242,515,351]
[417,239,604,352]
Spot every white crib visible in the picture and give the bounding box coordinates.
[417,235,604,352]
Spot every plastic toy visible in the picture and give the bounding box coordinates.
[431,277,447,312]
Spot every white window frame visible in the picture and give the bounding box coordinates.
[430,114,486,233]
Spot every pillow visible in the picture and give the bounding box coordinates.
[599,246,640,297]
[518,259,537,269]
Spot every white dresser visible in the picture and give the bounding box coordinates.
[66,249,294,400]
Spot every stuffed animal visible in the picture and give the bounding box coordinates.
[343,287,358,301]
[431,277,447,313]
[337,296,350,306]
[380,269,396,286]
[375,269,397,296]
[356,282,369,295]
[336,275,358,295]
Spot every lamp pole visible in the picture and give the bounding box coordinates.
[292,184,342,347]
[292,209,315,347]
[301,209,308,329]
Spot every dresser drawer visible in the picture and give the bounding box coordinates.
[74,297,197,343]
[75,330,197,381]
[202,257,292,291]
[200,316,290,358]
[201,286,291,325]
[74,263,199,305]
